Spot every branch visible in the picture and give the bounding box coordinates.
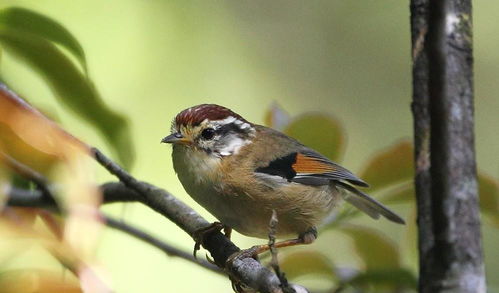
[6,182,140,209]
[409,3,434,289]
[1,152,53,201]
[103,215,222,275]
[268,210,293,293]
[91,148,308,292]
[6,186,222,274]
[411,0,486,292]
[4,143,309,291]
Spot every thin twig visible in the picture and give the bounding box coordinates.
[268,210,294,293]
[1,152,54,201]
[6,185,222,274]
[103,215,222,275]
[0,156,111,291]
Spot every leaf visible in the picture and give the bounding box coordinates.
[359,140,413,191]
[1,207,38,227]
[280,251,336,281]
[339,225,400,270]
[378,181,415,204]
[0,83,105,272]
[343,268,417,291]
[478,172,499,227]
[284,113,345,162]
[264,102,291,131]
[0,270,83,293]
[0,31,134,168]
[0,7,87,72]
[325,183,413,228]
[0,83,89,173]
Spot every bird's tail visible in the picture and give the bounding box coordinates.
[336,181,405,224]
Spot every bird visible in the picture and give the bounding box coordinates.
[162,104,404,252]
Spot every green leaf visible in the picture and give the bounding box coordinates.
[0,29,134,168]
[339,225,400,270]
[343,268,417,291]
[280,251,336,281]
[359,140,413,192]
[478,172,499,227]
[0,7,87,72]
[284,113,345,162]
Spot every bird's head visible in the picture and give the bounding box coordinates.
[162,104,256,157]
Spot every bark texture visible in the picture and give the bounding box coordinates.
[410,0,486,292]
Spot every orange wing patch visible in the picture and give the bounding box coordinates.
[292,153,336,174]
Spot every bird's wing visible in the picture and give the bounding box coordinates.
[254,150,405,224]
[254,150,368,187]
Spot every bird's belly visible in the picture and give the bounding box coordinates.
[172,146,339,239]
[180,173,339,239]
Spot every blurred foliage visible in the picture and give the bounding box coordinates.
[0,82,109,292]
[0,7,134,168]
[359,141,413,192]
[266,103,499,292]
[0,269,82,293]
[0,8,119,291]
[0,5,497,293]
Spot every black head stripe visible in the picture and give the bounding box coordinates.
[216,122,250,136]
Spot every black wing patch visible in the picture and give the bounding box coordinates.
[254,151,368,187]
[255,152,297,181]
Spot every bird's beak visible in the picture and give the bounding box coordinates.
[161,132,191,144]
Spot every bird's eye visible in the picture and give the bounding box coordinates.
[201,128,215,140]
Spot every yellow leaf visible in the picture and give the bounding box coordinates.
[339,225,400,270]
[280,251,336,281]
[359,140,413,191]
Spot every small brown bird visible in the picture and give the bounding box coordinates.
[162,104,404,250]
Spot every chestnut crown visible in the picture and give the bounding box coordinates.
[174,104,248,128]
[164,104,255,157]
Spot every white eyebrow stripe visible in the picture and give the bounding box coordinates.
[217,116,237,124]
[232,119,251,129]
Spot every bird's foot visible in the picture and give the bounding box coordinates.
[226,227,318,263]
[225,245,263,271]
[299,227,317,244]
[192,222,232,259]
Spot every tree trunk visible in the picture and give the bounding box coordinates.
[410,0,486,292]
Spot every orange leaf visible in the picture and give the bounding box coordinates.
[1,207,38,227]
[0,84,89,174]
[0,270,82,293]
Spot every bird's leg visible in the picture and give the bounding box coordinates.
[223,226,232,240]
[253,227,318,254]
[193,222,231,258]
[226,227,317,265]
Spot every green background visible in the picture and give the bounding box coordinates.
[1,1,498,292]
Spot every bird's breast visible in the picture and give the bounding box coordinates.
[171,145,339,239]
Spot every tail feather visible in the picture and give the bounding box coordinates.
[336,181,405,225]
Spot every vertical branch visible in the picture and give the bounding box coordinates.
[409,1,433,290]
[411,0,486,292]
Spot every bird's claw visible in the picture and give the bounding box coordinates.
[225,245,266,292]
[192,222,227,259]
[225,245,262,268]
